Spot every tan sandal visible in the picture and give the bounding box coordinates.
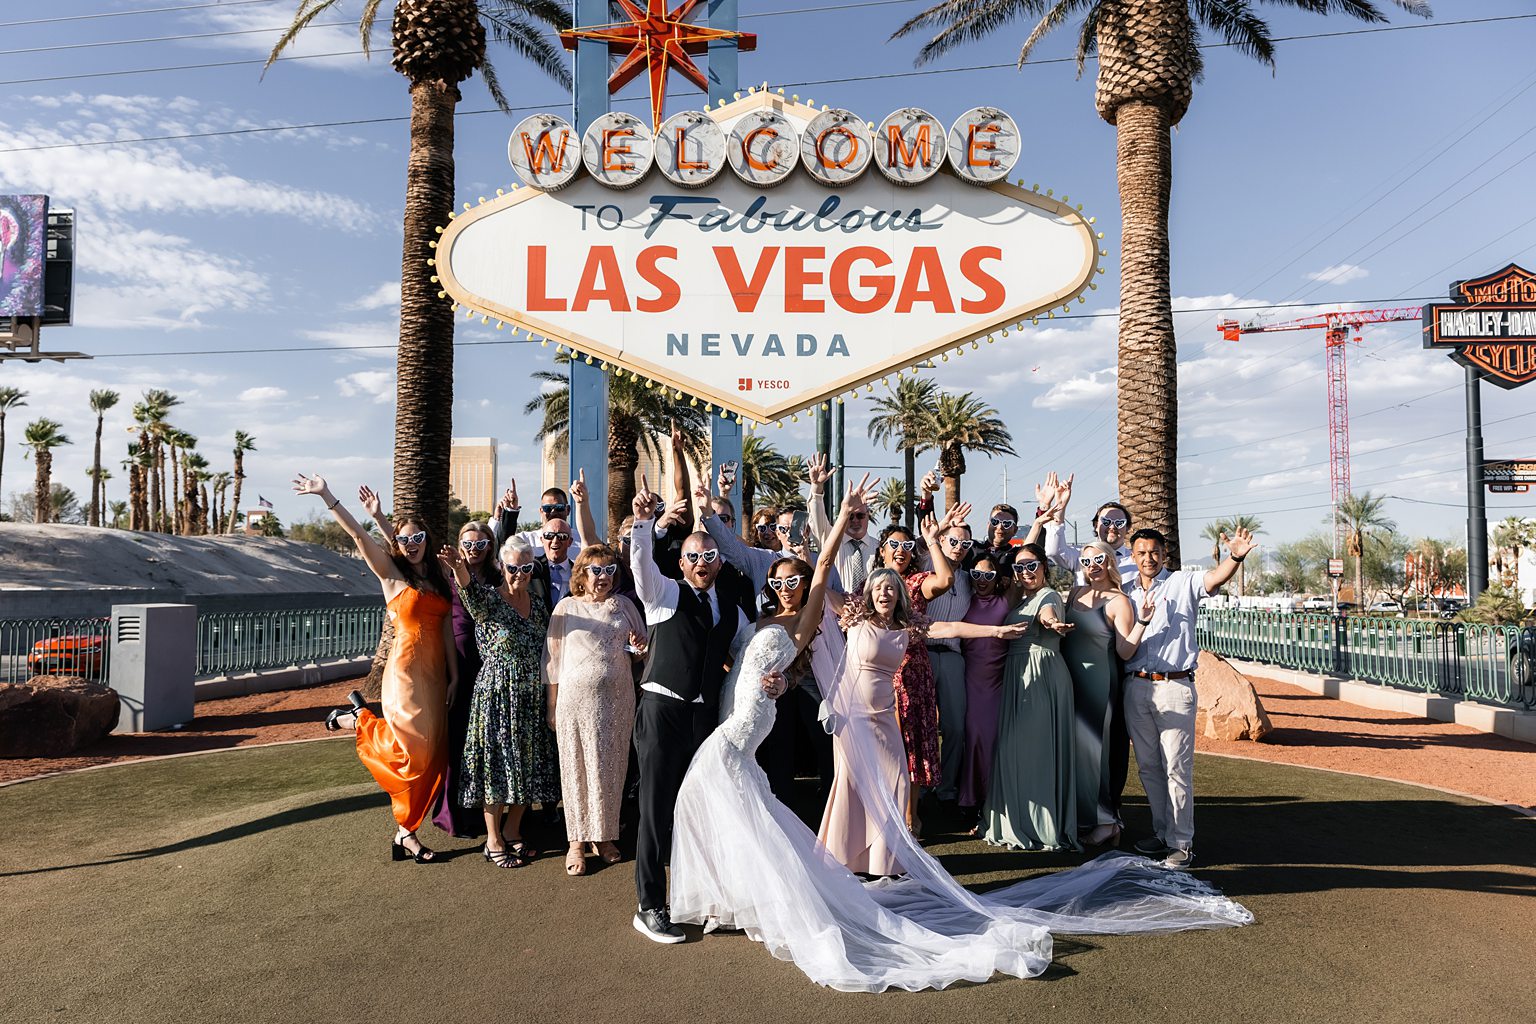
[592,841,622,865]
[565,845,587,876]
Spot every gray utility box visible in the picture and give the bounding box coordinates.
[109,604,196,733]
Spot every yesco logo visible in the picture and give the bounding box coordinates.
[509,105,1018,192]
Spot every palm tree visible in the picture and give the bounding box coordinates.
[0,387,27,510]
[1201,518,1233,565]
[86,466,113,524]
[1338,492,1396,606]
[925,391,1015,508]
[761,455,810,512]
[895,0,1431,566]
[867,376,940,529]
[526,354,709,535]
[107,500,129,529]
[228,431,257,535]
[270,1,571,540]
[162,428,195,534]
[121,443,148,530]
[1491,516,1534,586]
[183,451,209,535]
[210,471,233,533]
[872,478,909,524]
[21,419,71,523]
[134,389,180,532]
[739,434,794,537]
[86,389,120,526]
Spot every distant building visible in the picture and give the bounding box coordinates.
[450,437,498,514]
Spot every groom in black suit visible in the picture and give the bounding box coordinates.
[626,481,773,943]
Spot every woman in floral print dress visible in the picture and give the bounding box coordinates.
[439,535,558,868]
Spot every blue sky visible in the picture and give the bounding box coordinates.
[3,0,1534,555]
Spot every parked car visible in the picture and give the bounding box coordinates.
[27,633,106,677]
[1509,627,1536,692]
[1367,600,1404,614]
[1433,598,1467,620]
[1301,596,1332,611]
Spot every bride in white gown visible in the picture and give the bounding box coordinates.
[670,479,1252,993]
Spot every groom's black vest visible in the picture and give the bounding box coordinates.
[641,585,737,707]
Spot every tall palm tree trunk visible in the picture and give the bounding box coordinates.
[90,414,105,526]
[228,454,245,534]
[608,421,641,538]
[392,80,458,542]
[903,446,916,530]
[0,415,8,506]
[33,449,52,523]
[741,478,757,540]
[1113,100,1181,566]
[149,442,163,532]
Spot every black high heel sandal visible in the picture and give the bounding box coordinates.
[483,842,524,869]
[391,832,438,863]
[324,691,371,731]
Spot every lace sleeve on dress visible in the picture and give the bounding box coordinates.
[542,597,570,688]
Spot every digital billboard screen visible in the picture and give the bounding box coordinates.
[0,195,49,317]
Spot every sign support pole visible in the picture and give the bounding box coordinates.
[706,0,743,495]
[815,404,833,517]
[1465,365,1489,602]
[569,0,610,532]
[833,401,846,508]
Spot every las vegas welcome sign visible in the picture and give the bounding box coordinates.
[434,90,1103,424]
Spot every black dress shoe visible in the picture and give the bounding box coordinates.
[1134,835,1171,856]
[633,906,685,944]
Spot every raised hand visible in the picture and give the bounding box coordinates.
[655,497,689,530]
[571,468,588,506]
[632,474,657,520]
[292,473,329,498]
[941,501,973,531]
[693,479,715,518]
[498,480,519,512]
[919,512,941,546]
[670,420,686,452]
[1224,526,1257,561]
[1056,472,1075,512]
[808,452,836,492]
[920,470,938,495]
[359,484,382,519]
[842,472,875,515]
[436,543,463,573]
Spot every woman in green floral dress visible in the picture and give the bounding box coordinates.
[439,535,558,868]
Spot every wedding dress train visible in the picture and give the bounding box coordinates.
[669,624,1251,993]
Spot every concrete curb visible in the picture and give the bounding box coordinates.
[193,656,370,701]
[1223,656,1536,747]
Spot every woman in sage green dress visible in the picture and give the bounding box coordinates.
[1062,540,1153,848]
[981,543,1080,852]
[439,535,558,868]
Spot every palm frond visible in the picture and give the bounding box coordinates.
[1018,0,1090,67]
[359,0,388,55]
[893,0,1053,65]
[265,0,349,72]
[1193,0,1275,67]
[481,11,574,90]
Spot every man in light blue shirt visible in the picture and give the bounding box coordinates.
[1122,524,1256,869]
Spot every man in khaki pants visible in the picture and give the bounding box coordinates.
[1122,525,1256,869]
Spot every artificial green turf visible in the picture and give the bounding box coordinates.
[4,740,1531,1024]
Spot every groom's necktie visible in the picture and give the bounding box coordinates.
[846,539,866,592]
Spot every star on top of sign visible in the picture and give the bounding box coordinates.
[559,0,756,131]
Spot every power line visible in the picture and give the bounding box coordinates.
[3,12,1528,95]
[0,0,279,29]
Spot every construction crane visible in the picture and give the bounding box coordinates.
[1216,306,1422,554]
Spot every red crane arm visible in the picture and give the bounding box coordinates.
[1217,306,1422,341]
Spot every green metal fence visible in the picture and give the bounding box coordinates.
[195,606,385,676]
[1198,607,1536,711]
[0,616,111,685]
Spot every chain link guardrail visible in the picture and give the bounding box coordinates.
[1198,607,1536,711]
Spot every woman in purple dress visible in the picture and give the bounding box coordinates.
[957,555,1010,830]
[432,519,499,837]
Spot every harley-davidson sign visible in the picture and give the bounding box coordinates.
[1422,263,1536,389]
[434,91,1101,423]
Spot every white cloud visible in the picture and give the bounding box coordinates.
[348,281,401,311]
[237,386,289,403]
[195,7,381,72]
[337,370,394,404]
[301,322,397,359]
[1305,263,1370,285]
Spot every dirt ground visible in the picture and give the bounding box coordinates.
[4,673,1534,812]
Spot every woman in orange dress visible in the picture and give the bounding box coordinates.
[295,473,457,863]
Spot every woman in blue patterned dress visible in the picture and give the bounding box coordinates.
[439,535,558,868]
